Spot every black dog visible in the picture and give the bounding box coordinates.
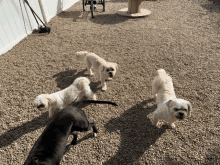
[24,106,98,165]
[24,101,117,165]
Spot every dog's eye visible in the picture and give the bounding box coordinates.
[183,109,187,111]
[174,108,179,111]
[106,69,109,72]
[111,68,114,71]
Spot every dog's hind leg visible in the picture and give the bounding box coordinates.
[49,108,55,118]
[86,60,94,76]
[84,88,96,100]
[89,122,98,137]
[70,131,78,145]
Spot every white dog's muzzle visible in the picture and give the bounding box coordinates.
[109,72,113,78]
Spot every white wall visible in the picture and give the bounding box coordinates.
[40,0,79,23]
[0,0,79,56]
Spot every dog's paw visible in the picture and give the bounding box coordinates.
[169,123,176,129]
[89,72,94,76]
[92,95,97,100]
[106,77,113,81]
[101,86,107,91]
[93,133,97,137]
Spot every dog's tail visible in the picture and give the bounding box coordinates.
[82,100,118,106]
[76,77,96,100]
[76,51,88,62]
[157,69,165,75]
[152,69,171,95]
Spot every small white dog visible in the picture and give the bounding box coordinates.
[34,77,96,118]
[76,51,118,91]
[151,69,192,128]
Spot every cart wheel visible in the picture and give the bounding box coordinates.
[103,0,105,12]
[90,0,94,18]
[83,0,85,11]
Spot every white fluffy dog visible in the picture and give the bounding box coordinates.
[76,51,118,91]
[34,77,96,118]
[151,69,192,128]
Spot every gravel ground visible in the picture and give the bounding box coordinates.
[0,0,219,164]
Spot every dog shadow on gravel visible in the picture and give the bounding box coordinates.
[53,69,101,92]
[104,99,167,165]
[57,10,82,22]
[0,112,49,148]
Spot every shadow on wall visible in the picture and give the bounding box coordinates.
[104,99,167,165]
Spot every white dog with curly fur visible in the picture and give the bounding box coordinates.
[34,77,96,118]
[151,69,192,128]
[76,51,118,91]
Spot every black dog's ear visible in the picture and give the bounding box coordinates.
[37,104,45,109]
[34,159,39,165]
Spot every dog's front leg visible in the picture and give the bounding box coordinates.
[168,122,176,129]
[152,113,159,127]
[71,131,78,145]
[152,118,159,127]
[49,108,55,118]
[101,76,107,91]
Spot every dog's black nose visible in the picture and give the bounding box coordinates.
[109,72,113,77]
[37,104,45,109]
[179,112,184,117]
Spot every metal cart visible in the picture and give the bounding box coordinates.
[82,0,105,18]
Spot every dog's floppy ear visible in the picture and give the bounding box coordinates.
[166,100,173,108]
[99,65,105,72]
[113,63,118,70]
[187,102,192,117]
[109,62,118,70]
[47,95,56,105]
